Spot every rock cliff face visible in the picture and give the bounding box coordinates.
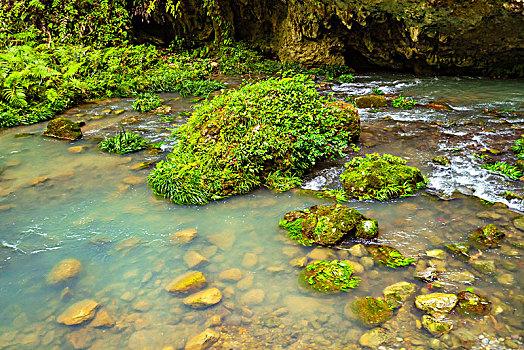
[134,0,524,76]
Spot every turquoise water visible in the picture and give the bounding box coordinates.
[0,75,523,349]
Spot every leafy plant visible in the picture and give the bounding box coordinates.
[392,96,416,109]
[98,130,148,154]
[132,93,162,112]
[512,135,524,159]
[338,74,355,83]
[372,87,384,95]
[481,161,522,180]
[316,188,348,203]
[147,74,360,205]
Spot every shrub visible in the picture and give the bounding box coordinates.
[132,93,162,112]
[98,131,148,154]
[147,74,360,205]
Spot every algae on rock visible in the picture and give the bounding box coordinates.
[299,260,361,293]
[280,203,378,246]
[366,244,416,268]
[341,153,426,201]
[148,75,360,205]
[350,296,394,327]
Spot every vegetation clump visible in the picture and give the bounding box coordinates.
[468,224,505,249]
[456,290,491,316]
[366,244,416,268]
[350,297,394,327]
[147,74,360,205]
[98,131,148,154]
[341,153,426,201]
[512,135,524,159]
[391,96,416,109]
[132,93,162,113]
[280,204,379,246]
[481,161,523,180]
[299,260,361,293]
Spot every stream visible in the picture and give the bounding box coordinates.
[0,73,523,350]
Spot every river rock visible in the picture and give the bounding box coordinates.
[349,244,367,257]
[185,329,219,350]
[469,224,505,249]
[445,243,470,260]
[68,145,88,153]
[43,118,83,140]
[422,315,453,337]
[46,258,81,284]
[426,249,447,260]
[184,251,208,268]
[123,176,143,185]
[432,155,451,165]
[242,253,258,268]
[415,293,458,318]
[89,309,115,328]
[354,95,387,108]
[169,228,197,244]
[456,291,491,316]
[513,216,524,231]
[218,268,243,281]
[441,270,475,284]
[307,247,335,261]
[66,328,94,349]
[183,288,222,309]
[166,271,207,295]
[57,299,99,325]
[470,259,495,274]
[383,281,416,308]
[290,256,308,267]
[350,297,393,327]
[132,299,152,312]
[496,273,515,285]
[359,327,391,348]
[414,266,438,282]
[207,232,236,250]
[241,289,265,306]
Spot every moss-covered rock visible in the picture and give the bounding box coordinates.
[298,260,360,293]
[469,224,505,249]
[280,203,378,246]
[341,153,426,201]
[383,282,416,308]
[366,244,416,268]
[350,297,393,327]
[43,118,83,140]
[445,242,471,260]
[354,95,387,108]
[147,75,360,205]
[415,293,458,318]
[432,155,450,166]
[421,315,453,337]
[456,291,491,316]
[165,271,207,295]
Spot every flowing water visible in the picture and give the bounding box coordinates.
[0,74,523,350]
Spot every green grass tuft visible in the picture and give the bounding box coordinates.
[98,130,148,154]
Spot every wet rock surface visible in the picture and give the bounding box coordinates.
[43,118,83,140]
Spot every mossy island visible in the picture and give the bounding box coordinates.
[147,74,360,205]
[341,153,426,201]
[298,260,361,293]
[279,203,379,246]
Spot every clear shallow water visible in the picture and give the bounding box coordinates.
[0,75,523,349]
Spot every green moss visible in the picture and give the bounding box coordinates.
[42,118,83,140]
[280,204,378,246]
[132,93,162,113]
[98,131,148,154]
[350,297,393,327]
[341,153,426,201]
[391,96,416,109]
[432,155,450,166]
[366,244,416,268]
[468,224,505,249]
[299,260,360,293]
[147,74,360,205]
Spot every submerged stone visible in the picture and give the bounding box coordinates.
[166,271,207,295]
[185,328,219,350]
[415,293,458,318]
[359,327,391,348]
[445,242,471,260]
[341,153,426,201]
[470,259,495,274]
[46,258,81,284]
[468,224,505,249]
[512,216,524,231]
[43,118,83,141]
[280,203,379,246]
[366,244,416,268]
[422,315,453,337]
[169,228,197,244]
[57,299,99,326]
[299,260,360,293]
[183,288,222,309]
[456,291,491,316]
[414,267,438,283]
[350,297,393,327]
[354,95,387,108]
[383,281,416,308]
